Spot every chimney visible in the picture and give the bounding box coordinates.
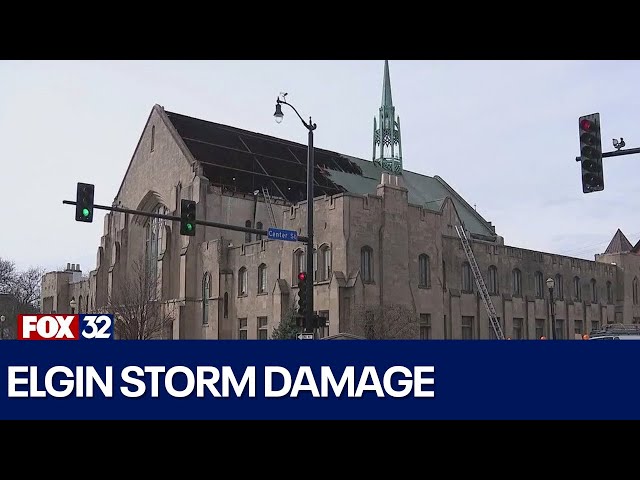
[77,264,81,272]
[66,263,71,271]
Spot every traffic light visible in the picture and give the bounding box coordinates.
[180,199,196,236]
[297,271,307,317]
[75,182,94,222]
[312,314,327,330]
[578,113,604,193]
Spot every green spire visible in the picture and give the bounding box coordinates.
[381,59,393,107]
[372,60,403,175]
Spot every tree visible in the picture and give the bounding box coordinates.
[105,259,174,340]
[348,303,420,340]
[11,266,45,309]
[0,257,44,339]
[0,258,16,293]
[271,307,300,340]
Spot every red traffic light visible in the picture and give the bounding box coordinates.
[580,119,593,131]
[298,272,306,282]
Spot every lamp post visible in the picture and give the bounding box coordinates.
[274,95,316,333]
[546,277,556,340]
[70,298,77,314]
[0,315,5,340]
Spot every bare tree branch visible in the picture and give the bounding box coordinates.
[0,258,44,338]
[104,259,174,340]
[347,303,420,340]
[0,258,16,294]
[11,266,45,307]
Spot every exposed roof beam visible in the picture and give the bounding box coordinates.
[203,162,336,195]
[181,136,304,168]
[237,135,289,201]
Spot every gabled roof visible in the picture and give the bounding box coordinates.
[604,229,634,254]
[162,107,497,239]
[632,238,640,254]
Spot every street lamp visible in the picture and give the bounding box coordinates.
[0,315,5,340]
[274,94,317,332]
[546,277,557,340]
[70,298,77,314]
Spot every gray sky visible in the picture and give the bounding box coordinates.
[1,60,639,274]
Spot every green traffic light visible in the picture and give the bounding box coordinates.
[187,223,193,231]
[82,208,90,217]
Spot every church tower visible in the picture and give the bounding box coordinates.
[372,60,403,175]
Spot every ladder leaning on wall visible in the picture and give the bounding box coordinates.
[262,186,278,228]
[455,225,505,340]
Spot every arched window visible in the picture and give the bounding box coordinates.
[78,295,83,313]
[256,222,263,241]
[70,297,76,314]
[634,277,639,305]
[145,204,167,298]
[488,266,498,295]
[202,273,210,325]
[461,262,473,293]
[534,271,544,298]
[591,278,597,303]
[245,220,252,243]
[258,263,267,294]
[418,254,431,288]
[361,246,374,283]
[512,269,522,296]
[555,274,564,300]
[606,281,613,304]
[238,267,247,296]
[223,292,229,318]
[319,245,331,281]
[573,276,581,301]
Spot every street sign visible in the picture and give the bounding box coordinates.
[297,333,314,340]
[267,227,298,242]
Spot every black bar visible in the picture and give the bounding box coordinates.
[575,147,640,161]
[62,200,308,243]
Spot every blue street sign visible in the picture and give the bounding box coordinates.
[267,227,299,242]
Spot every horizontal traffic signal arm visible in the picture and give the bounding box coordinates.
[62,199,310,243]
[575,147,640,162]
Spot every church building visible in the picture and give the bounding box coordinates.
[41,61,640,340]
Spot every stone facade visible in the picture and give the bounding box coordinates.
[40,67,640,340]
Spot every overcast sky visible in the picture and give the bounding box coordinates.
[1,60,639,274]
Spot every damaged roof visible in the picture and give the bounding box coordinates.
[164,109,496,239]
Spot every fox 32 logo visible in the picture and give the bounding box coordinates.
[17,314,114,340]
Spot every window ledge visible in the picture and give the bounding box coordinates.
[238,294,248,298]
[257,292,268,296]
[314,280,330,286]
[418,285,431,290]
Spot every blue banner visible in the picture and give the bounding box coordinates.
[0,340,638,420]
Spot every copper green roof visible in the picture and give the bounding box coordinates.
[327,155,497,239]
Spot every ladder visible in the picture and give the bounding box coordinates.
[455,225,505,340]
[262,186,278,228]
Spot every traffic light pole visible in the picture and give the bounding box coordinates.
[575,146,640,162]
[305,126,315,334]
[62,200,310,243]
